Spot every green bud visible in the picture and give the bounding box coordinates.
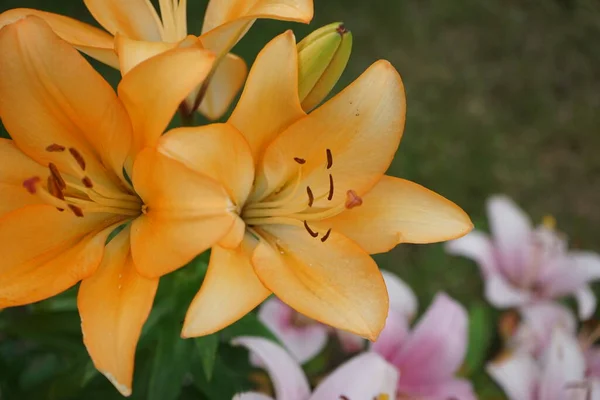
[297,22,353,112]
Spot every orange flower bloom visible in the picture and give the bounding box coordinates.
[0,0,313,119]
[0,17,239,396]
[148,31,474,341]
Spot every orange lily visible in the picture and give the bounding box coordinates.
[0,17,238,396]
[0,0,313,120]
[149,31,474,341]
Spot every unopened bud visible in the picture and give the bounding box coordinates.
[297,22,352,112]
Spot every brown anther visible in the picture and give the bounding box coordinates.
[82,176,94,188]
[68,204,84,217]
[327,174,334,201]
[69,148,86,170]
[345,190,363,209]
[306,186,314,207]
[23,177,41,194]
[47,176,65,201]
[320,228,332,243]
[46,144,65,152]
[336,24,348,35]
[326,149,333,169]
[294,157,306,165]
[339,396,350,400]
[303,220,319,238]
[48,163,66,190]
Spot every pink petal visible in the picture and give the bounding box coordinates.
[335,330,365,353]
[370,310,410,362]
[392,293,468,393]
[232,336,310,400]
[538,329,586,400]
[310,353,398,400]
[427,378,477,400]
[575,285,597,320]
[486,195,533,281]
[258,298,328,364]
[445,231,498,277]
[585,347,600,379]
[485,273,531,308]
[381,270,418,318]
[233,394,274,400]
[486,352,539,400]
[542,251,600,301]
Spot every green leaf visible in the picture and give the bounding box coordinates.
[191,354,249,400]
[194,334,219,382]
[220,312,279,344]
[463,302,495,376]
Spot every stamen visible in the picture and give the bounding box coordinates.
[294,157,306,164]
[345,190,363,209]
[82,177,94,188]
[23,177,41,194]
[306,186,314,207]
[303,220,319,238]
[320,228,332,242]
[47,176,65,201]
[69,148,86,170]
[68,204,84,217]
[48,163,66,190]
[328,174,334,201]
[340,396,350,400]
[326,149,333,169]
[46,144,65,152]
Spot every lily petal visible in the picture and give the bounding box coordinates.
[310,353,398,400]
[393,293,467,391]
[324,176,472,254]
[0,8,118,67]
[0,16,132,189]
[486,352,539,400]
[428,378,477,400]
[259,61,406,206]
[83,0,163,41]
[336,331,366,353]
[485,273,531,308]
[232,336,311,400]
[117,39,215,160]
[228,31,305,161]
[252,225,388,340]
[130,149,236,278]
[182,241,270,337]
[445,231,498,277]
[370,309,410,362]
[0,205,117,307]
[233,394,273,400]
[115,34,177,75]
[198,53,247,120]
[382,270,418,318]
[258,298,328,364]
[0,139,46,217]
[575,285,596,320]
[78,228,158,397]
[541,251,600,301]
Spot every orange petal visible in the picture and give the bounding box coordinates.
[252,225,388,340]
[322,176,474,254]
[115,34,177,76]
[0,139,46,217]
[258,60,406,205]
[84,0,163,41]
[0,16,132,190]
[0,205,118,308]
[182,240,271,337]
[228,31,305,161]
[130,149,236,278]
[0,8,118,68]
[117,38,215,159]
[198,52,247,120]
[78,228,158,397]
[158,123,254,207]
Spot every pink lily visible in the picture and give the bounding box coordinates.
[371,293,476,400]
[232,336,398,400]
[446,195,600,319]
[257,270,417,363]
[487,328,599,400]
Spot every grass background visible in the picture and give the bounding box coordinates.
[1,0,600,398]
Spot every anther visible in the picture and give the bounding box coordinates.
[306,186,314,207]
[46,144,66,152]
[47,176,65,201]
[68,204,84,217]
[303,220,319,238]
[345,190,363,209]
[23,177,41,194]
[328,174,334,201]
[321,228,332,242]
[48,163,66,190]
[294,157,306,164]
[82,177,94,188]
[69,148,86,170]
[326,149,333,169]
[340,396,350,400]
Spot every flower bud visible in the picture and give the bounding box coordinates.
[297,22,352,112]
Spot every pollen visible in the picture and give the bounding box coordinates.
[46,143,66,152]
[48,163,66,190]
[68,204,84,218]
[293,157,306,164]
[320,228,332,242]
[328,174,334,200]
[345,190,363,209]
[306,186,314,207]
[69,148,86,170]
[326,148,333,169]
[303,220,319,238]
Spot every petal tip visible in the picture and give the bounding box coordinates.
[101,371,132,397]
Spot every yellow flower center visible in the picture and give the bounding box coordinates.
[22,143,143,218]
[241,149,362,242]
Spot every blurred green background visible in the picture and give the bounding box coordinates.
[1,0,599,398]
